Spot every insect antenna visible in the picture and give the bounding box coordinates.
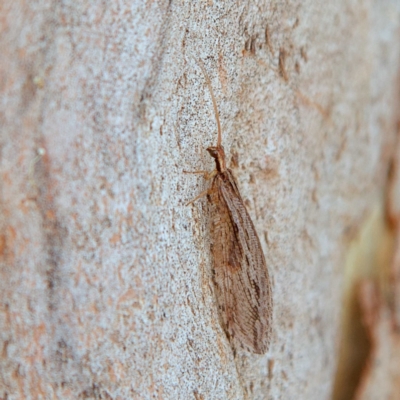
[197,60,222,148]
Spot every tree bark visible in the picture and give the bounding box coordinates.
[1,1,400,399]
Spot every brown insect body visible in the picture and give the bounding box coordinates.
[207,146,272,354]
[189,62,273,354]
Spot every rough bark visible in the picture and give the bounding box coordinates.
[1,1,400,399]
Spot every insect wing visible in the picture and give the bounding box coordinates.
[209,170,272,354]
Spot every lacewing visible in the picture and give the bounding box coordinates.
[186,62,273,354]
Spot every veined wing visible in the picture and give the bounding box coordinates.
[209,169,272,354]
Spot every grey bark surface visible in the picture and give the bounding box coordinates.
[1,1,400,399]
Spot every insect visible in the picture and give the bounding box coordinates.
[186,62,273,354]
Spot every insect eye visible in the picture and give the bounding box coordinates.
[206,147,218,157]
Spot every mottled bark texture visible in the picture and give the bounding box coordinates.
[1,1,400,399]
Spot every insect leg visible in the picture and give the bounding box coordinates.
[184,170,217,205]
[183,170,217,180]
[186,189,210,206]
[183,170,208,175]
